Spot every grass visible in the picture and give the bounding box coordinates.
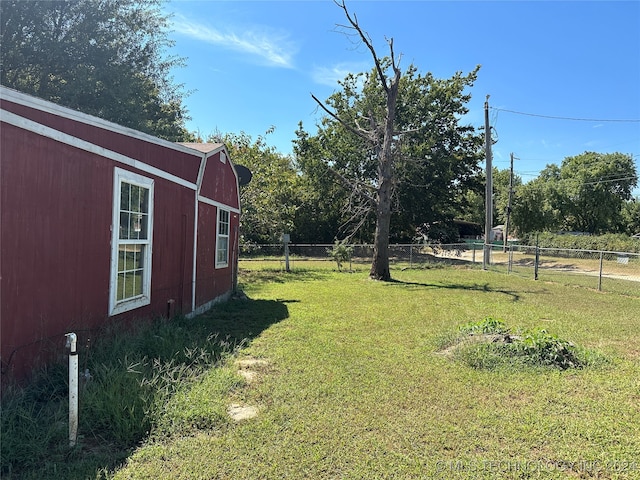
[3,263,640,479]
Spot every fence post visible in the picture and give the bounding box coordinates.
[508,245,513,273]
[598,251,604,291]
[534,235,539,281]
[410,244,413,268]
[282,233,290,272]
[472,243,476,264]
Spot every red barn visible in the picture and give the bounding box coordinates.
[0,86,241,381]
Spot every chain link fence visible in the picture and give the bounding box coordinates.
[239,242,640,297]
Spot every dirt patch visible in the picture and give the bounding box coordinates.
[235,357,270,384]
[227,404,259,421]
[227,357,270,421]
[236,358,270,369]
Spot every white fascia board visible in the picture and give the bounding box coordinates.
[1,110,197,191]
[197,195,240,214]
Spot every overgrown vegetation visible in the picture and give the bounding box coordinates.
[442,317,607,370]
[1,297,288,479]
[520,231,640,253]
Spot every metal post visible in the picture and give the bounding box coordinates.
[65,333,78,447]
[534,235,540,281]
[508,245,513,274]
[598,251,604,291]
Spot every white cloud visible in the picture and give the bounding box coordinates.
[172,15,297,68]
[311,62,369,87]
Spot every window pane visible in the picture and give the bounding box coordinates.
[130,185,140,213]
[119,212,130,239]
[117,272,126,301]
[120,183,130,211]
[140,188,149,214]
[118,248,126,270]
[117,245,145,301]
[217,237,228,264]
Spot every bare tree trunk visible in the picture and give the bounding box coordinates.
[370,69,399,281]
[370,165,392,280]
[318,0,402,281]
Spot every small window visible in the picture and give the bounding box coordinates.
[216,208,230,268]
[110,168,154,315]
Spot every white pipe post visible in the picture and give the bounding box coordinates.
[65,333,78,447]
[282,233,290,272]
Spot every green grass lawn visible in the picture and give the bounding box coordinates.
[109,264,640,479]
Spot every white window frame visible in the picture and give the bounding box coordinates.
[216,208,230,268]
[109,168,154,315]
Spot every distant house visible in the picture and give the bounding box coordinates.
[1,86,241,380]
[491,225,505,242]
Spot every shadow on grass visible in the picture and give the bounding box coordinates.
[1,296,290,480]
[383,278,544,302]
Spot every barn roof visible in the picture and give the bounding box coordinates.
[178,142,225,154]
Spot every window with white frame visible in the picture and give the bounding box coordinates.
[110,168,154,315]
[216,208,230,268]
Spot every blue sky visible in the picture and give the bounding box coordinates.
[165,0,640,194]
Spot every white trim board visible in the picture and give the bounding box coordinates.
[1,109,198,190]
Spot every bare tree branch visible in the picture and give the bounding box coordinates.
[311,93,369,141]
[323,159,377,207]
[334,0,391,94]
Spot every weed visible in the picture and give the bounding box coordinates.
[327,241,354,271]
[459,316,509,335]
[447,318,606,371]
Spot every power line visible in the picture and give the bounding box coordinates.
[490,107,640,123]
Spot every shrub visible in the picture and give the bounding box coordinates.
[327,240,354,271]
[520,232,640,253]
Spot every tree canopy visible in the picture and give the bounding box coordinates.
[295,63,483,246]
[208,130,302,245]
[0,0,193,141]
[511,152,638,235]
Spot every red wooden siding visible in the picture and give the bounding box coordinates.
[194,205,240,310]
[1,98,202,186]
[199,151,241,209]
[1,87,241,381]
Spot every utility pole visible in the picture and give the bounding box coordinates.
[503,152,515,253]
[483,96,493,269]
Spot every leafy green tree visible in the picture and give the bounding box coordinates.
[296,59,483,255]
[297,3,483,280]
[461,167,522,230]
[620,197,640,235]
[511,176,562,235]
[559,152,637,234]
[292,124,355,243]
[210,131,301,244]
[511,153,637,235]
[0,0,193,141]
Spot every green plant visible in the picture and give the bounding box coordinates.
[513,329,582,370]
[449,319,604,371]
[459,316,509,335]
[327,240,354,271]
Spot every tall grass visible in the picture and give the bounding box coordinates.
[1,297,287,479]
